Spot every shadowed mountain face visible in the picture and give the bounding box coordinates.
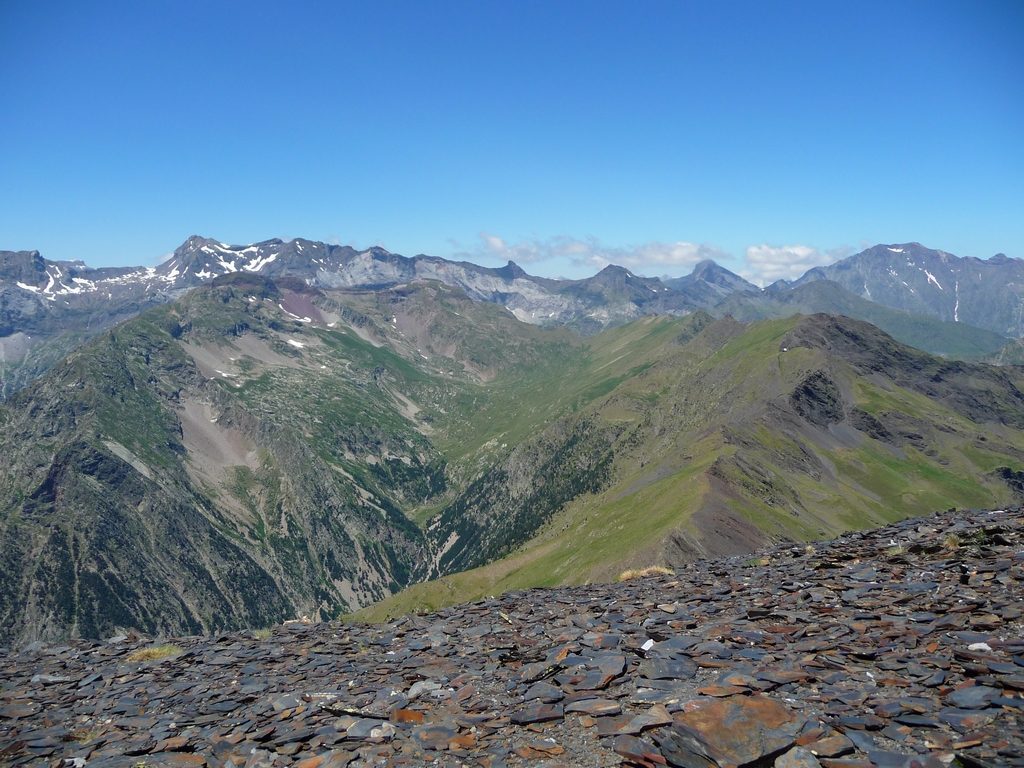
[3,270,1024,645]
[4,237,1019,398]
[664,259,761,307]
[718,279,1012,360]
[792,242,1024,337]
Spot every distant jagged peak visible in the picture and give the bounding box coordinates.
[165,235,345,283]
[0,248,45,270]
[358,244,397,257]
[584,264,662,285]
[496,259,528,280]
[176,234,361,255]
[0,249,91,274]
[799,241,1021,284]
[877,242,963,264]
[689,258,725,276]
[593,263,633,277]
[688,259,758,290]
[175,234,288,256]
[800,265,829,279]
[876,241,925,254]
[0,249,49,285]
[178,234,222,251]
[841,241,1020,266]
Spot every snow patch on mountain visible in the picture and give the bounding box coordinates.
[244,253,277,272]
[923,270,943,291]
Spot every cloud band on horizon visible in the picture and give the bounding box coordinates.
[463,232,852,285]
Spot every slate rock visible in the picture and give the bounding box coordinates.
[613,734,668,767]
[565,698,621,716]
[509,702,564,725]
[670,695,803,766]
[946,685,1001,709]
[776,746,823,767]
[1,506,1023,768]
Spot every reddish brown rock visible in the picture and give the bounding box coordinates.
[613,734,668,767]
[670,695,804,766]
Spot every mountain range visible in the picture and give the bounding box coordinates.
[3,243,1024,645]
[2,238,1021,400]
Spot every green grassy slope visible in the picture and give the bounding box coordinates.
[356,313,1024,620]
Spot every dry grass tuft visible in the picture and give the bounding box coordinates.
[125,644,183,662]
[618,565,673,581]
[69,725,104,743]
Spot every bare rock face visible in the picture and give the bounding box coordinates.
[790,370,844,428]
[0,506,1021,766]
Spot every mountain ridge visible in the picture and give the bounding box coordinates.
[793,241,1024,336]
[5,237,1019,334]
[2,237,1018,402]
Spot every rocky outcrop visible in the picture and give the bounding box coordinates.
[790,371,844,427]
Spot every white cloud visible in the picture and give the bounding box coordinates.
[475,233,555,264]
[471,233,729,276]
[742,243,853,285]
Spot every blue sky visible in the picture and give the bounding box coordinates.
[1,1,1021,283]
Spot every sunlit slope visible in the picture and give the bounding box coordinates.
[359,314,1024,620]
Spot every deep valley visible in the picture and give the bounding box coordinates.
[2,239,1024,645]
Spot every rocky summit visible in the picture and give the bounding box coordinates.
[2,507,1022,767]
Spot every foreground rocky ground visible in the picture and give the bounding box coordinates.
[2,507,1022,768]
